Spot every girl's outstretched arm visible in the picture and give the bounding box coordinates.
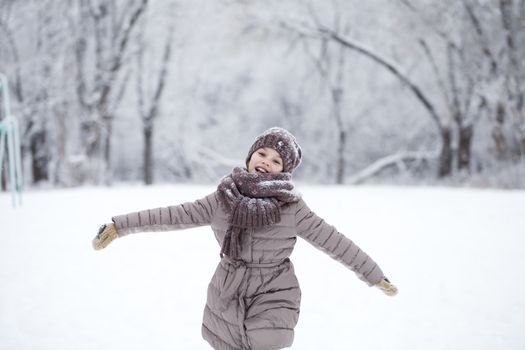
[93,192,219,250]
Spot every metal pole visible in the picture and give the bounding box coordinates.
[0,73,23,207]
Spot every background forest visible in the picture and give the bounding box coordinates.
[1,0,524,188]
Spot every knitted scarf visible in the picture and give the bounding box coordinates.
[217,167,301,259]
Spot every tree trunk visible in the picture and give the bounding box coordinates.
[103,115,113,185]
[74,0,149,185]
[144,126,153,185]
[1,157,6,190]
[439,127,453,177]
[492,102,507,160]
[137,22,173,185]
[458,124,473,171]
[335,128,346,184]
[30,129,49,183]
[81,119,102,158]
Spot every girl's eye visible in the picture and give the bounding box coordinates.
[273,160,281,165]
[258,151,266,157]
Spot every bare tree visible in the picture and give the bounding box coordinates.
[397,0,525,172]
[280,17,452,177]
[397,0,487,174]
[306,38,348,183]
[74,0,149,184]
[136,22,174,185]
[295,7,350,183]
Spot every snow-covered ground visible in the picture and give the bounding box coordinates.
[1,185,524,350]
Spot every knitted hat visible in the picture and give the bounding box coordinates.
[245,127,302,173]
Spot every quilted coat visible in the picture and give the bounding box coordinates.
[112,191,385,350]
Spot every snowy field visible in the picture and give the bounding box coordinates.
[1,184,525,350]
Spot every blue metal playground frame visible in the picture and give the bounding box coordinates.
[0,73,23,207]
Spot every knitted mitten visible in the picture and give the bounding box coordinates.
[376,278,398,296]
[92,223,118,250]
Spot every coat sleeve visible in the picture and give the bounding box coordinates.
[295,198,385,286]
[111,192,219,237]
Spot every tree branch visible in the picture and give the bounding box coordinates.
[463,0,498,75]
[145,24,173,126]
[321,28,443,131]
[418,38,451,110]
[397,0,458,48]
[347,151,438,184]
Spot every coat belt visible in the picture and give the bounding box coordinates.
[221,254,289,268]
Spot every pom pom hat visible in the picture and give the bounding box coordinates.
[245,127,302,173]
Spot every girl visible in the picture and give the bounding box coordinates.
[93,127,397,350]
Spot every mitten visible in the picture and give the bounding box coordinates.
[92,223,118,250]
[376,278,398,296]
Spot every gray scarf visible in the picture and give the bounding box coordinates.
[217,167,301,259]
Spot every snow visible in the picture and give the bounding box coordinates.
[1,184,525,349]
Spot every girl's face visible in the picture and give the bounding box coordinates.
[248,147,284,174]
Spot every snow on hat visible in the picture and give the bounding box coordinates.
[245,127,302,173]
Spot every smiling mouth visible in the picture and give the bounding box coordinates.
[255,167,268,173]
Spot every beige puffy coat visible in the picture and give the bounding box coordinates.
[112,192,385,350]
